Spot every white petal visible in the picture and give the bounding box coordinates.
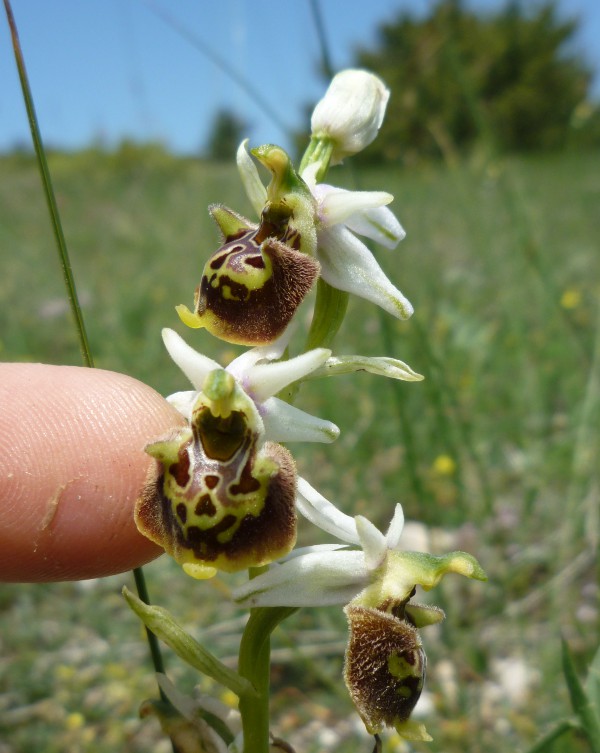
[345,204,406,249]
[262,397,339,443]
[355,515,387,571]
[162,329,221,390]
[315,183,392,227]
[317,226,414,320]
[296,477,360,544]
[226,329,292,379]
[384,504,405,550]
[247,348,331,403]
[165,390,197,421]
[232,549,368,607]
[236,139,266,216]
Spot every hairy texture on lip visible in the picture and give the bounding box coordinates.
[135,376,298,576]
[136,440,297,575]
[178,200,319,345]
[344,605,426,734]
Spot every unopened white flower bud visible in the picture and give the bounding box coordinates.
[311,69,390,164]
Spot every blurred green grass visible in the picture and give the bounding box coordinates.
[1,146,598,752]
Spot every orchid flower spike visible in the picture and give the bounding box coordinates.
[162,327,339,445]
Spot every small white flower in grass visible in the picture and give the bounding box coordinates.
[233,477,486,609]
[238,142,413,321]
[311,69,390,164]
[162,327,339,444]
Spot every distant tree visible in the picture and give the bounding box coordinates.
[354,0,595,163]
[204,109,248,160]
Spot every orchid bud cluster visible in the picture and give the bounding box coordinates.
[130,70,486,751]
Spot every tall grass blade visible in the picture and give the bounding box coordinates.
[3,0,94,368]
[4,2,173,733]
[308,0,334,79]
[562,636,600,753]
[523,720,575,753]
[585,644,600,716]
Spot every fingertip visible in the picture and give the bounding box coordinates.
[0,363,186,582]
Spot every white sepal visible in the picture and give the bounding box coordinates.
[317,225,414,319]
[296,477,360,544]
[162,328,220,391]
[233,549,369,607]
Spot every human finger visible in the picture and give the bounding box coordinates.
[0,362,185,582]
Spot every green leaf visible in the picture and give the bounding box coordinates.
[156,674,235,746]
[585,643,600,715]
[308,354,424,382]
[562,636,600,753]
[522,720,576,753]
[123,587,257,700]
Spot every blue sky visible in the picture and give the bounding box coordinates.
[2,0,599,155]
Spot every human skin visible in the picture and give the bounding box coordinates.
[0,363,185,582]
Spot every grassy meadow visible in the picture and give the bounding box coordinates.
[1,145,599,753]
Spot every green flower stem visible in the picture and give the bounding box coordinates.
[299,134,347,353]
[304,279,349,352]
[298,135,334,182]
[132,569,168,700]
[238,606,298,753]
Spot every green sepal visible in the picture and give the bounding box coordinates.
[411,550,488,588]
[123,587,257,700]
[356,550,487,610]
[209,204,255,241]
